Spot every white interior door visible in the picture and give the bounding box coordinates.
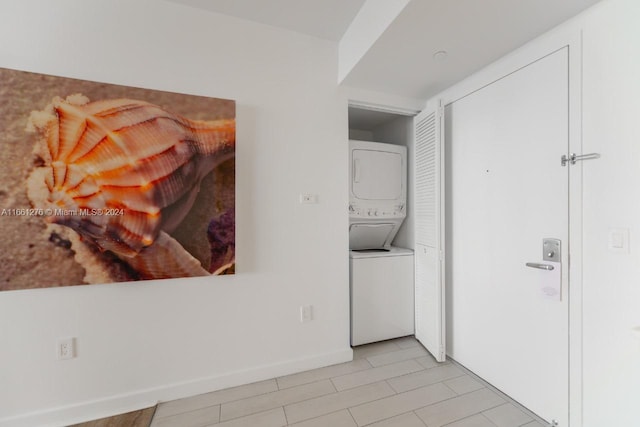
[414,102,445,362]
[447,48,569,425]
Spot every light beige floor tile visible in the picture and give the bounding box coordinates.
[353,341,402,359]
[349,383,456,426]
[387,364,465,393]
[284,381,395,424]
[394,336,421,349]
[150,404,220,427]
[154,380,278,418]
[288,410,357,427]
[211,408,286,427]
[482,403,532,427]
[519,420,546,427]
[150,338,543,427]
[366,346,430,367]
[443,414,497,427]
[415,355,440,369]
[332,359,423,391]
[414,388,505,427]
[277,358,372,389]
[365,411,427,427]
[220,379,335,421]
[444,375,485,395]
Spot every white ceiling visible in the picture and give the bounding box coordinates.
[165,0,365,41]
[166,0,601,101]
[343,0,602,100]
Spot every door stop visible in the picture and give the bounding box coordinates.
[561,152,600,166]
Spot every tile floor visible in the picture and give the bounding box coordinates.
[150,337,547,427]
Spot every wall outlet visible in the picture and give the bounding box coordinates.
[57,337,76,360]
[300,305,313,323]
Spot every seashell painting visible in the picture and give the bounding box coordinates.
[0,68,236,290]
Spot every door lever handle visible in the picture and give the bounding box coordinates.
[526,262,555,271]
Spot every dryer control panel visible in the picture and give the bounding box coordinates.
[349,203,405,218]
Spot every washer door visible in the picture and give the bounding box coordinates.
[349,223,396,250]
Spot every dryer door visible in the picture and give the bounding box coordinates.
[349,223,396,250]
[352,149,403,202]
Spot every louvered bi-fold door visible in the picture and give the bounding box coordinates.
[414,102,445,362]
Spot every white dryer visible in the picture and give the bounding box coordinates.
[349,140,406,250]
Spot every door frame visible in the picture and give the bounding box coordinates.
[432,27,584,426]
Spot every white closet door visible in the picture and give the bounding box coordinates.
[414,102,445,362]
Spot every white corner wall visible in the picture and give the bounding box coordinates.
[581,0,640,425]
[0,1,351,426]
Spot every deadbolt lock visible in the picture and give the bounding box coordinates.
[543,238,561,262]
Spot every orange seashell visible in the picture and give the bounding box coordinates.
[27,94,235,279]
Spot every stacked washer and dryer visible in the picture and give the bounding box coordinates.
[349,140,414,346]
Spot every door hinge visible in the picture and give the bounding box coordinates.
[561,152,600,166]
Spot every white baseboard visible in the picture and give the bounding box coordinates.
[0,347,353,427]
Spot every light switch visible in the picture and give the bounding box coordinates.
[608,228,629,253]
[611,232,624,249]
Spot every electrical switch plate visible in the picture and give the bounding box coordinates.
[608,228,629,253]
[300,305,313,322]
[57,337,76,360]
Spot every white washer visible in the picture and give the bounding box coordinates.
[350,247,415,346]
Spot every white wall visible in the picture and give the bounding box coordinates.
[581,0,640,425]
[0,1,351,426]
[348,128,374,140]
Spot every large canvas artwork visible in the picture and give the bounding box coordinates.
[0,68,236,291]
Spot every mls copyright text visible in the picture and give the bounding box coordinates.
[1,208,125,217]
